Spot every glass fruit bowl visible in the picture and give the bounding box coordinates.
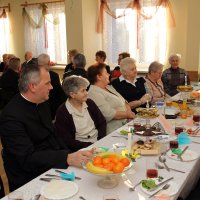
[177,85,193,92]
[83,152,133,188]
[136,107,159,119]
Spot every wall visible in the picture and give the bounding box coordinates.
[0,0,199,80]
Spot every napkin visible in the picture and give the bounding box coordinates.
[177,132,191,145]
[59,172,75,181]
[158,115,173,133]
[184,119,194,126]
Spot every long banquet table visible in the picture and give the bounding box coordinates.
[1,116,200,200]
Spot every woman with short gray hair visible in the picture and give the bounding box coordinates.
[145,61,170,103]
[111,57,150,112]
[55,75,106,151]
[63,53,88,80]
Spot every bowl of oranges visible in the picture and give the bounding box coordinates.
[84,152,133,188]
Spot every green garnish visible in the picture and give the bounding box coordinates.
[120,130,129,135]
[141,179,157,190]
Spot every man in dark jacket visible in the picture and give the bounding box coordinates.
[0,64,93,191]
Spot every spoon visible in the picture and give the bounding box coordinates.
[29,194,41,200]
[155,162,185,173]
[159,156,170,171]
[149,184,170,198]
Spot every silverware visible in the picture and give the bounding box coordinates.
[111,135,128,140]
[79,196,87,200]
[156,162,185,173]
[40,178,57,182]
[159,156,170,171]
[192,141,200,144]
[178,146,189,161]
[30,194,41,200]
[121,173,135,190]
[149,177,173,192]
[129,181,141,191]
[149,184,170,198]
[55,169,82,180]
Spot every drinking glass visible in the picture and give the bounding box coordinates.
[193,114,200,126]
[175,124,184,135]
[169,140,179,149]
[146,157,158,178]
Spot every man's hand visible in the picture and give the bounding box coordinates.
[67,148,95,168]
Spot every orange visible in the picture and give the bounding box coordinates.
[93,156,102,165]
[102,157,111,165]
[108,155,120,164]
[103,162,115,171]
[120,158,130,167]
[113,162,125,173]
[94,163,104,168]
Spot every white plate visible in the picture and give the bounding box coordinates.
[41,180,78,200]
[140,180,178,196]
[167,149,199,162]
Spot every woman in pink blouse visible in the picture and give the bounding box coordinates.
[145,61,170,103]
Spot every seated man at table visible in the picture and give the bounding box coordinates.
[111,57,150,112]
[161,54,190,96]
[0,64,94,191]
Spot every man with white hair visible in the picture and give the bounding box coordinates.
[21,51,36,70]
[37,53,66,120]
[111,57,150,111]
[161,54,190,96]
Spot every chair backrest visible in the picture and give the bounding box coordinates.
[0,176,5,198]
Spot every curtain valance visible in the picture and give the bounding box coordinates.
[97,0,175,33]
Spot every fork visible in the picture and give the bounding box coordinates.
[129,181,141,191]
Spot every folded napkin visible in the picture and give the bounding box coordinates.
[158,115,173,133]
[59,172,75,181]
[184,119,194,126]
[177,132,191,145]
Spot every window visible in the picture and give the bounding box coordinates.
[0,12,10,58]
[103,0,167,70]
[23,3,67,64]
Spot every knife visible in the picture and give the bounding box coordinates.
[149,177,173,192]
[121,173,134,188]
[40,178,57,182]
[178,146,189,161]
[55,169,82,180]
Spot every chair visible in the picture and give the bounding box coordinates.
[0,176,5,198]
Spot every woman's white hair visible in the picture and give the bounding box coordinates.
[148,61,163,74]
[120,57,136,73]
[168,53,181,62]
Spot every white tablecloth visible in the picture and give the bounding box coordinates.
[1,119,200,200]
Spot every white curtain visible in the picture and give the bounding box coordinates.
[24,2,67,63]
[103,0,167,68]
[0,12,10,59]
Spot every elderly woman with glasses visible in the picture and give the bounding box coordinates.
[145,61,170,103]
[88,63,135,134]
[55,75,106,152]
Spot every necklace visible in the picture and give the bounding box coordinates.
[146,76,166,98]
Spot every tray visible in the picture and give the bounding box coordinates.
[132,140,160,155]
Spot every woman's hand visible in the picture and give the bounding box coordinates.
[67,148,95,168]
[126,110,135,119]
[140,94,151,104]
